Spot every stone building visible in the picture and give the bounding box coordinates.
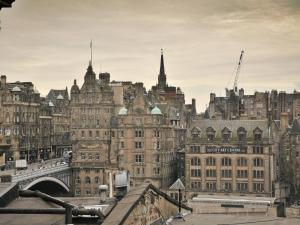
[278,118,300,201]
[0,75,41,162]
[46,89,71,158]
[208,88,300,123]
[70,61,120,196]
[185,118,277,197]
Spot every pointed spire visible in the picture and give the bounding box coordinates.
[158,48,167,88]
[160,48,165,75]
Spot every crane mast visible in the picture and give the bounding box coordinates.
[233,50,244,94]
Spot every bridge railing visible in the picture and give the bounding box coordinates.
[11,164,70,183]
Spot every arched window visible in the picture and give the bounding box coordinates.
[85,176,91,184]
[237,127,247,142]
[253,158,264,167]
[222,127,231,142]
[191,157,201,166]
[206,157,216,166]
[206,127,216,141]
[237,157,247,167]
[222,157,232,166]
[94,176,100,184]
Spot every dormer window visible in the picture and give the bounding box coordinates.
[253,127,263,142]
[237,127,247,142]
[206,127,215,142]
[191,127,201,139]
[222,127,231,143]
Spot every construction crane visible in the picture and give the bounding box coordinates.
[233,50,244,94]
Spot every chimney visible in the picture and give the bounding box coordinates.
[280,112,289,130]
[1,75,6,86]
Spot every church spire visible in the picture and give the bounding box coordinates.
[158,48,167,88]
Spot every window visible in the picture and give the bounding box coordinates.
[206,127,216,141]
[135,141,143,149]
[221,127,231,143]
[191,128,200,139]
[191,157,201,166]
[191,181,201,189]
[111,131,115,138]
[206,169,216,177]
[237,127,247,142]
[221,157,232,166]
[237,170,248,178]
[237,182,248,192]
[221,169,232,178]
[135,130,144,138]
[154,168,160,175]
[253,127,263,142]
[81,130,85,138]
[94,177,100,184]
[154,130,160,138]
[253,145,264,154]
[85,176,91,184]
[119,130,124,137]
[237,157,247,167]
[95,153,100,160]
[88,153,92,160]
[206,157,216,166]
[96,130,100,138]
[120,141,125,149]
[75,177,81,184]
[191,169,201,177]
[89,130,92,137]
[135,154,144,163]
[253,182,264,192]
[206,181,217,191]
[253,158,264,167]
[221,182,232,192]
[75,189,81,196]
[253,170,264,178]
[154,155,160,163]
[154,141,160,150]
[85,189,91,195]
[191,146,200,153]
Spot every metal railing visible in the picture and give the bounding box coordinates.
[11,164,69,183]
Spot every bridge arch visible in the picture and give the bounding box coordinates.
[23,176,70,193]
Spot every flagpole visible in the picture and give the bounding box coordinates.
[90,40,93,66]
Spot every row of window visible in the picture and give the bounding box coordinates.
[190,169,264,178]
[75,176,100,184]
[80,153,100,160]
[190,157,264,167]
[192,127,263,142]
[190,181,265,192]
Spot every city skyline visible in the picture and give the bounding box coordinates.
[1,0,300,111]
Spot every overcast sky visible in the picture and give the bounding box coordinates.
[1,0,300,111]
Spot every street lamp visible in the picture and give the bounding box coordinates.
[170,178,185,219]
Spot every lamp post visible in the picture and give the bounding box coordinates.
[169,178,185,220]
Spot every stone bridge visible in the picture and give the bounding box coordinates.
[0,163,71,198]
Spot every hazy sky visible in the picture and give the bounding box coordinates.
[1,0,300,111]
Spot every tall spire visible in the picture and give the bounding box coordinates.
[158,48,167,88]
[160,48,165,75]
[90,40,93,66]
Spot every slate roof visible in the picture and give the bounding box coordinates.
[188,119,270,139]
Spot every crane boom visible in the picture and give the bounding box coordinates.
[233,50,244,94]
